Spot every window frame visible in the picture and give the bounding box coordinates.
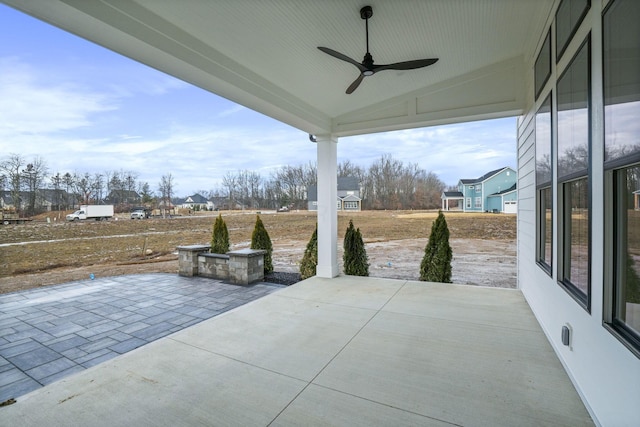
[535,29,552,100]
[536,92,553,275]
[602,0,640,358]
[555,0,591,62]
[556,34,592,311]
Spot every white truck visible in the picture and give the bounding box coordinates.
[66,205,114,221]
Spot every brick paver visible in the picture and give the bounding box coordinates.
[0,273,283,402]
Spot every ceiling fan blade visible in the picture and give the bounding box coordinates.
[318,47,367,73]
[346,74,365,94]
[373,58,439,72]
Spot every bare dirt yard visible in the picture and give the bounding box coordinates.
[0,210,516,294]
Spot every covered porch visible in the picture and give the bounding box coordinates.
[2,1,637,424]
[1,276,592,426]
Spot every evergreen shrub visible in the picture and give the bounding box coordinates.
[251,215,273,273]
[343,219,369,276]
[210,213,230,254]
[299,225,318,279]
[420,210,452,282]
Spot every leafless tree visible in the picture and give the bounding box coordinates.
[21,157,48,216]
[222,171,237,209]
[158,173,175,217]
[0,153,26,214]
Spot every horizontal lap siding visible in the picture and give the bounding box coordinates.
[517,106,536,291]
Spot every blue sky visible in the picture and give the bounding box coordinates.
[0,4,516,196]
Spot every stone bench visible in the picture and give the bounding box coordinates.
[177,245,266,285]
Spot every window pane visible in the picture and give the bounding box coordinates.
[615,166,640,337]
[563,178,589,298]
[535,30,551,99]
[603,0,640,164]
[555,0,590,61]
[536,94,552,186]
[539,187,553,269]
[558,38,590,179]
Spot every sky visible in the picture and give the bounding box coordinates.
[0,4,516,197]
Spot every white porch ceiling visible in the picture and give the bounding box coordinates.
[3,0,554,136]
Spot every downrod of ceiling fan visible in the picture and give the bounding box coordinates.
[361,6,373,55]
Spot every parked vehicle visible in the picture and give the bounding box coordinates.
[66,205,114,221]
[1,210,31,225]
[131,207,151,218]
[130,210,147,219]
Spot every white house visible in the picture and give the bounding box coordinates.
[4,1,637,425]
[307,176,362,211]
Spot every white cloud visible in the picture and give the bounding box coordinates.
[0,57,115,135]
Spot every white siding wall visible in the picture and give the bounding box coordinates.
[518,1,639,425]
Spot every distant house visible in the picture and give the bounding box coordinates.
[181,193,211,210]
[106,190,140,205]
[307,176,362,211]
[441,167,517,213]
[1,189,70,212]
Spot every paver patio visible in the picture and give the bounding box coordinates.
[0,273,284,402]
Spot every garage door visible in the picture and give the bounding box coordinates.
[504,201,517,214]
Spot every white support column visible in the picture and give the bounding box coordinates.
[315,134,338,278]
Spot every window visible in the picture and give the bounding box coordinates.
[604,0,640,356]
[555,0,590,62]
[536,93,553,273]
[476,184,482,193]
[535,29,552,100]
[475,197,482,209]
[466,198,471,208]
[557,36,591,309]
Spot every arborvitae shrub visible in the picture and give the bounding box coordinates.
[420,210,452,283]
[251,214,273,273]
[299,225,318,279]
[343,219,369,276]
[210,213,230,254]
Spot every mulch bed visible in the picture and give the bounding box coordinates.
[263,271,302,286]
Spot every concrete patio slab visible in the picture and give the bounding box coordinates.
[1,275,593,426]
[271,384,452,426]
[172,292,376,381]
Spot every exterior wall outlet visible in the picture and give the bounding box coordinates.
[562,323,573,350]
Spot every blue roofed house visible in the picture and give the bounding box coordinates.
[442,167,517,213]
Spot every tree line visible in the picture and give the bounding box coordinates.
[198,154,445,210]
[1,152,446,215]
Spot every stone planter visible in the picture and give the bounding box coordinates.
[177,245,266,285]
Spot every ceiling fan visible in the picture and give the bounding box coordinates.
[318,5,439,94]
